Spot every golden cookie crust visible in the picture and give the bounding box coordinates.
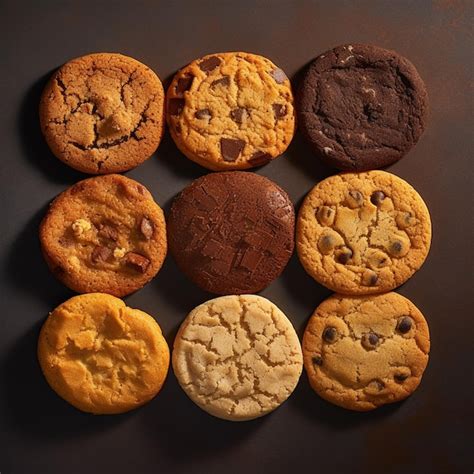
[166,52,296,171]
[296,171,431,295]
[302,292,430,411]
[40,174,167,297]
[38,293,170,414]
[40,53,165,174]
[172,295,303,421]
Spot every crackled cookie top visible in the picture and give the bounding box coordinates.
[297,44,428,170]
[38,293,170,414]
[296,171,431,295]
[303,292,430,411]
[40,174,167,297]
[40,53,165,174]
[172,295,303,421]
[166,52,296,171]
[167,172,295,294]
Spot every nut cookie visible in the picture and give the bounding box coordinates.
[172,295,303,421]
[38,293,170,414]
[297,44,428,170]
[302,292,430,411]
[166,52,296,170]
[296,170,431,295]
[40,174,167,297]
[40,53,165,174]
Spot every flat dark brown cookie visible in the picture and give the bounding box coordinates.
[167,172,295,294]
[297,44,428,171]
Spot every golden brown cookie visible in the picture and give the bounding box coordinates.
[302,292,430,411]
[166,52,296,170]
[172,295,303,421]
[40,53,165,174]
[40,174,167,297]
[38,293,170,414]
[296,171,431,294]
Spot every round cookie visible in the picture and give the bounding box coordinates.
[297,44,428,170]
[167,172,295,294]
[38,293,170,414]
[166,52,296,171]
[40,53,165,174]
[40,174,167,297]
[172,295,303,421]
[296,170,431,295]
[302,292,430,411]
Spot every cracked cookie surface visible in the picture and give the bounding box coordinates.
[38,293,170,414]
[172,295,303,421]
[40,174,167,297]
[297,44,428,170]
[303,292,430,411]
[40,53,165,174]
[167,172,295,294]
[296,170,431,294]
[166,52,296,171]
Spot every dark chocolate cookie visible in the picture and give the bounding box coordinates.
[297,44,428,171]
[167,172,295,294]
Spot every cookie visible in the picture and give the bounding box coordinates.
[167,172,294,294]
[38,293,170,414]
[40,174,167,297]
[296,170,431,295]
[40,53,165,174]
[166,52,296,170]
[172,295,303,421]
[297,44,428,170]
[302,292,430,411]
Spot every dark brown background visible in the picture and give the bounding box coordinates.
[0,1,472,473]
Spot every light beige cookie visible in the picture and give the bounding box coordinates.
[38,293,170,414]
[296,171,431,294]
[302,292,430,411]
[172,295,303,421]
[166,52,296,170]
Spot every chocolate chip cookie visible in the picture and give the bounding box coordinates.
[297,44,428,170]
[167,172,295,294]
[303,292,430,411]
[166,52,296,170]
[172,295,303,420]
[296,170,431,294]
[40,53,165,174]
[40,174,167,296]
[38,293,170,414]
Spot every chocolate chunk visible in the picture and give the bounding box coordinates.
[315,206,336,226]
[140,217,154,240]
[168,98,185,115]
[199,56,221,72]
[248,151,272,167]
[91,246,112,263]
[271,68,287,84]
[195,108,212,119]
[323,326,337,343]
[362,332,380,350]
[336,247,352,264]
[230,107,246,124]
[176,76,194,93]
[346,190,364,208]
[272,103,287,119]
[394,373,409,383]
[124,252,150,273]
[312,355,323,366]
[370,191,386,205]
[397,316,413,334]
[211,76,230,88]
[98,223,118,241]
[220,138,245,162]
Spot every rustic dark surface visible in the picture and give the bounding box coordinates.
[0,1,472,473]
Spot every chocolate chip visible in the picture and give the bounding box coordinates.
[271,68,287,84]
[199,56,221,72]
[140,217,154,240]
[397,316,413,334]
[362,269,378,286]
[272,103,287,119]
[394,373,409,383]
[98,223,118,241]
[176,76,194,93]
[312,355,323,366]
[195,108,211,119]
[362,332,380,350]
[336,248,353,264]
[230,107,246,124]
[315,206,336,226]
[124,252,150,273]
[248,151,272,167]
[346,190,364,208]
[318,234,336,254]
[211,76,230,88]
[370,191,386,205]
[363,103,382,122]
[323,326,337,343]
[168,98,185,115]
[372,380,385,391]
[220,138,245,162]
[91,245,112,263]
